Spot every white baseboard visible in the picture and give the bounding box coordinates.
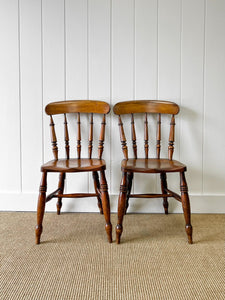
[0,193,224,213]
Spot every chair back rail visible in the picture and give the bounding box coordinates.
[113,100,179,160]
[45,100,110,160]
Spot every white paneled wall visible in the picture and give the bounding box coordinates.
[0,0,224,213]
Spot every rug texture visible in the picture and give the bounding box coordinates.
[1,212,224,299]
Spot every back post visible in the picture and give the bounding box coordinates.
[168,115,175,160]
[98,114,106,159]
[50,115,58,160]
[118,115,128,159]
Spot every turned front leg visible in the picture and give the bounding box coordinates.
[160,172,168,214]
[36,172,47,244]
[57,172,65,215]
[100,170,112,243]
[92,171,103,214]
[180,172,193,244]
[116,172,127,244]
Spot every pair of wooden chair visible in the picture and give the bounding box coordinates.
[36,100,193,245]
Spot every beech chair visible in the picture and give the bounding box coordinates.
[35,100,112,244]
[113,100,193,244]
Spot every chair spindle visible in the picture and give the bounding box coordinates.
[131,114,137,159]
[156,114,161,159]
[144,113,149,159]
[89,113,93,159]
[64,114,70,159]
[168,115,175,160]
[77,113,81,159]
[50,115,58,160]
[98,114,106,159]
[118,115,128,159]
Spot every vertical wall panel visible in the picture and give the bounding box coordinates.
[42,0,65,205]
[134,0,158,194]
[65,0,88,195]
[158,0,181,194]
[20,0,42,192]
[111,0,135,193]
[203,0,225,194]
[0,0,21,192]
[180,0,205,194]
[88,0,111,193]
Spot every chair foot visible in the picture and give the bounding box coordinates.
[56,203,62,215]
[35,225,42,244]
[164,206,168,215]
[105,223,112,243]
[186,225,193,244]
[116,224,123,244]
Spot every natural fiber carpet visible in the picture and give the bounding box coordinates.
[1,213,224,300]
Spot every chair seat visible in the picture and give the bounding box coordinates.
[121,158,186,173]
[41,158,106,173]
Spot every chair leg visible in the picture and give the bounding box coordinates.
[116,172,127,244]
[92,171,103,214]
[99,170,112,243]
[125,172,133,214]
[160,172,168,214]
[57,172,65,215]
[35,172,47,244]
[180,172,193,244]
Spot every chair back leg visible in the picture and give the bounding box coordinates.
[92,171,103,214]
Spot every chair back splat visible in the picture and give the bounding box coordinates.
[113,100,179,160]
[45,100,110,160]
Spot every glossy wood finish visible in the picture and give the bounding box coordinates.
[36,100,112,244]
[113,100,192,244]
[41,158,106,173]
[113,100,180,115]
[45,100,110,115]
[121,159,186,173]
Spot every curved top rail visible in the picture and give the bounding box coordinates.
[113,100,179,115]
[45,100,110,115]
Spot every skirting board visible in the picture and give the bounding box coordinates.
[0,193,224,213]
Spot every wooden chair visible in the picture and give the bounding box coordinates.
[113,100,193,244]
[35,100,112,244]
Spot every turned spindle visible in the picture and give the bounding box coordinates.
[77,113,81,159]
[144,113,149,159]
[98,114,106,160]
[64,114,70,159]
[118,115,128,159]
[50,115,58,160]
[156,114,161,159]
[168,115,175,160]
[89,113,93,159]
[131,114,137,159]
